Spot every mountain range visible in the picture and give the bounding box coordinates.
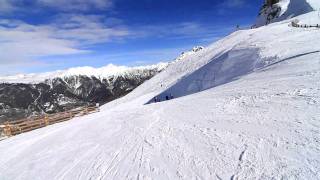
[0,48,203,123]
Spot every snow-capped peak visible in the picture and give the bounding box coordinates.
[175,46,204,62]
[60,63,167,77]
[0,62,168,84]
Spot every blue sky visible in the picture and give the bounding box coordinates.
[0,0,262,75]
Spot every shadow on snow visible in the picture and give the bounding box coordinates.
[146,49,320,104]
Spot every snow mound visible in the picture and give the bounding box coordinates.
[255,0,320,27]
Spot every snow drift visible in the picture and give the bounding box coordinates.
[0,3,320,180]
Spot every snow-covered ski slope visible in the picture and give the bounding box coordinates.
[0,11,320,180]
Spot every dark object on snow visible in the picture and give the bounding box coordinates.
[166,96,169,100]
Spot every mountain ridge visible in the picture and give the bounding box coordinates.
[0,62,168,84]
[255,0,320,27]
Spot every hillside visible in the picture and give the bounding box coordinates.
[0,1,320,180]
[255,0,320,27]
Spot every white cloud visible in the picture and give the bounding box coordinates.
[0,15,130,66]
[0,22,86,65]
[52,14,129,45]
[98,46,194,66]
[0,0,232,75]
[0,0,15,13]
[0,0,128,71]
[132,22,232,41]
[222,0,246,8]
[36,0,112,11]
[0,0,112,14]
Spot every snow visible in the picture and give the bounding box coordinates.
[0,62,168,84]
[174,46,204,62]
[0,9,320,180]
[307,0,320,9]
[255,0,320,27]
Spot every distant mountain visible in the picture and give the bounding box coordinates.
[0,63,168,123]
[0,63,168,84]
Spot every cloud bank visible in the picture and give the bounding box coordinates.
[0,1,130,68]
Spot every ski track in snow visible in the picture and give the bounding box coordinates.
[0,55,319,179]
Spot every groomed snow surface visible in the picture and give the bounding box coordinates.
[0,11,320,180]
